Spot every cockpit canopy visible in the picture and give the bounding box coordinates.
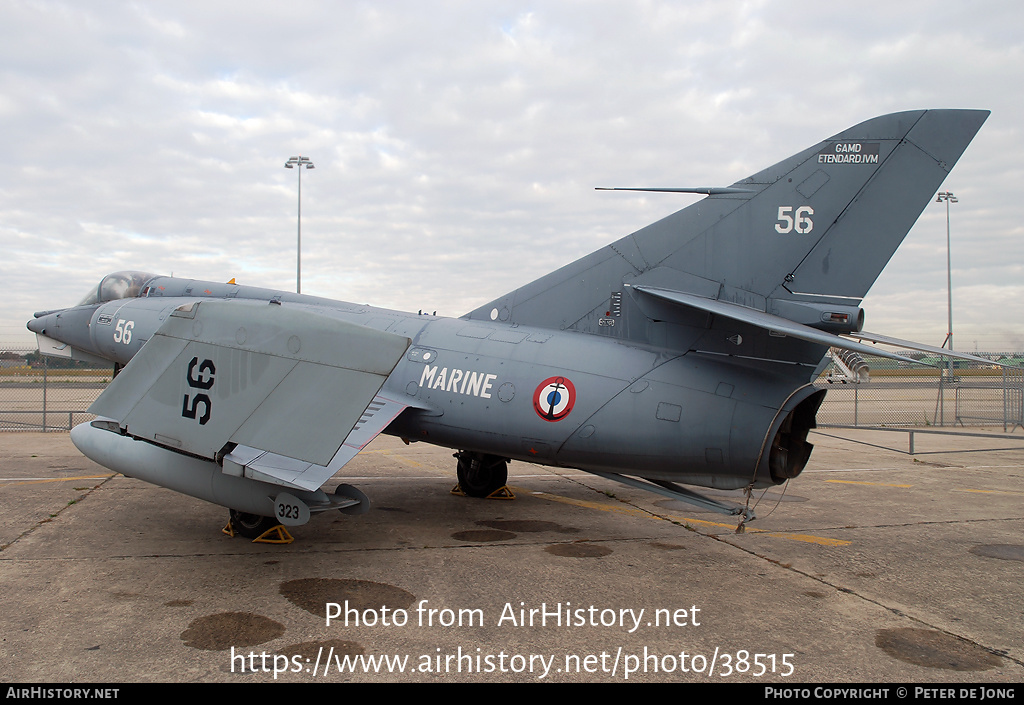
[77,271,159,307]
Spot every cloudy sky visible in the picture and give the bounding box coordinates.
[3,1,1022,350]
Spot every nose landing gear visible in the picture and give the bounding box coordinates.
[224,509,293,543]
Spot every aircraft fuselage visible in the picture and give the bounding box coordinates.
[29,275,820,492]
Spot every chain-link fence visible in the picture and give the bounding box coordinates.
[0,345,114,431]
[816,356,1024,431]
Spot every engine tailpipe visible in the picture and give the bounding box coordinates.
[767,389,826,483]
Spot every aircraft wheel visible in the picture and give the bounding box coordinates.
[456,452,508,497]
[229,509,279,539]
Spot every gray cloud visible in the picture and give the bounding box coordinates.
[2,1,1021,350]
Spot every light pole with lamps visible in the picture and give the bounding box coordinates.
[935,190,957,426]
[285,155,315,294]
[935,190,957,351]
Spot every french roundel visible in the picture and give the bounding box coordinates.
[533,376,576,422]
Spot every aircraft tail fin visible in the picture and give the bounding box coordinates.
[464,110,989,356]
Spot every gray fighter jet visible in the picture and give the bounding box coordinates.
[28,109,993,537]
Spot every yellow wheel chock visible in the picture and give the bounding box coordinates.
[222,521,295,544]
[450,484,516,500]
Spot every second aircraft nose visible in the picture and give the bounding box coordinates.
[26,306,98,353]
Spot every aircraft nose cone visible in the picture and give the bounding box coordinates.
[26,308,67,336]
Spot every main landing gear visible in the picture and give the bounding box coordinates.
[453,451,514,499]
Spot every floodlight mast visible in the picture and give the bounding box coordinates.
[935,190,958,351]
[285,155,315,294]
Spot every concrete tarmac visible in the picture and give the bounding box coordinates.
[1,428,1022,683]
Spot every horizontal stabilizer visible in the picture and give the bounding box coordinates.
[848,331,1007,368]
[595,186,755,195]
[90,300,411,467]
[629,285,922,366]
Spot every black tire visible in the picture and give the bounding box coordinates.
[456,453,508,497]
[229,509,279,539]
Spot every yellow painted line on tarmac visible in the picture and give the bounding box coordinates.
[521,488,851,546]
[826,480,913,488]
[670,518,851,546]
[518,488,651,518]
[763,533,851,547]
[0,474,114,487]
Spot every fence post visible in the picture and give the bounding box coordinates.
[939,367,945,427]
[42,356,47,432]
[1008,367,1024,433]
